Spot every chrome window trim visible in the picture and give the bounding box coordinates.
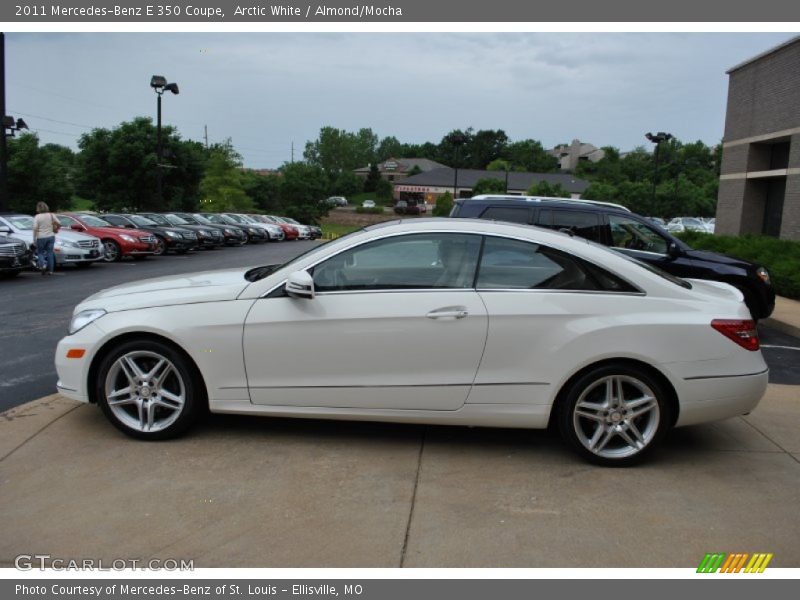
[260,229,645,298]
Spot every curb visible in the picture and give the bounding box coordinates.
[763,317,800,340]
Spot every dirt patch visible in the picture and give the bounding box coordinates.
[321,209,399,227]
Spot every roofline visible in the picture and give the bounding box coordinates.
[726,34,800,74]
[466,194,631,212]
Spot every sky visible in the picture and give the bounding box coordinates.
[5,32,797,168]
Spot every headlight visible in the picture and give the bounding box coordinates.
[757,267,771,285]
[165,231,179,238]
[69,309,106,335]
[55,239,78,249]
[224,228,234,235]
[200,230,210,236]
[120,234,136,243]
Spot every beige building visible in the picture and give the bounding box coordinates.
[549,139,605,171]
[716,36,800,240]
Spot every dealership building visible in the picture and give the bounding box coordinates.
[716,36,800,241]
[393,168,589,204]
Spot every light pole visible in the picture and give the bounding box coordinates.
[150,75,179,206]
[645,131,673,214]
[451,133,466,200]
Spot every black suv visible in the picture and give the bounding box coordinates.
[450,195,775,320]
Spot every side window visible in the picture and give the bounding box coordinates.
[104,216,126,227]
[312,233,481,292]
[477,236,634,292]
[57,215,78,228]
[480,206,532,224]
[550,210,602,242]
[608,215,668,254]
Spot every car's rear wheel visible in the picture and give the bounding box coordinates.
[95,339,202,440]
[558,364,671,466]
[103,240,121,262]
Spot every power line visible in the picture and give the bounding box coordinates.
[8,109,94,129]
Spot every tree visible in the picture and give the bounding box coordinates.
[76,117,205,211]
[6,133,74,213]
[406,164,422,177]
[527,181,570,198]
[279,162,331,224]
[472,177,506,195]
[242,170,283,213]
[199,141,254,212]
[432,191,453,217]
[504,139,558,172]
[376,135,403,162]
[375,178,393,201]
[486,159,510,171]
[363,163,381,192]
[303,126,378,173]
[331,171,363,198]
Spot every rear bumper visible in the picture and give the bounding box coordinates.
[675,369,769,427]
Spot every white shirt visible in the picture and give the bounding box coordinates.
[33,212,60,240]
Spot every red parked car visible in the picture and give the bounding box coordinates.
[57,213,157,262]
[263,215,299,240]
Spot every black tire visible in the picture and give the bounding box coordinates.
[557,363,672,467]
[153,237,167,256]
[103,239,122,262]
[95,338,203,440]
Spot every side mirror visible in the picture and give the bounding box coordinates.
[0,226,11,234]
[71,224,84,231]
[667,241,682,259]
[286,270,315,299]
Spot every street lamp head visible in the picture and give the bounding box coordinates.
[164,82,179,95]
[645,131,673,144]
[150,75,167,89]
[15,118,28,130]
[2,116,14,128]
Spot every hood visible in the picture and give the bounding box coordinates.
[683,248,756,270]
[90,226,152,238]
[76,268,252,313]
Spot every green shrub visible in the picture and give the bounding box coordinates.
[355,206,385,214]
[433,191,453,217]
[677,232,800,300]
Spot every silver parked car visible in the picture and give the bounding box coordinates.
[0,213,104,267]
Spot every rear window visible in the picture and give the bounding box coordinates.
[537,209,603,242]
[479,206,532,224]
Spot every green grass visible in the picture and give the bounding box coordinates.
[321,223,361,239]
[677,231,800,300]
[70,196,95,211]
[350,192,391,206]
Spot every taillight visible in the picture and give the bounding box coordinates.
[711,319,760,351]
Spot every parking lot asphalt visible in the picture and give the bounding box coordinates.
[1,240,799,413]
[1,384,799,568]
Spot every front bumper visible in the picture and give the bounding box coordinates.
[54,246,104,264]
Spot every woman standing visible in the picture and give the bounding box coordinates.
[33,202,60,275]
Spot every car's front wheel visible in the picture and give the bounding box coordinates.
[103,240,121,262]
[558,363,671,466]
[95,339,202,440]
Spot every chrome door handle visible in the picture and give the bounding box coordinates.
[426,307,469,320]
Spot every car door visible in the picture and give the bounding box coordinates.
[243,232,488,410]
[470,235,643,407]
[606,214,697,278]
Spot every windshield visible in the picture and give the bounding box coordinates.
[192,214,214,225]
[6,215,34,230]
[224,214,247,224]
[285,218,300,225]
[81,214,113,227]
[128,215,157,227]
[272,216,289,224]
[165,214,190,226]
[177,214,198,224]
[142,213,169,225]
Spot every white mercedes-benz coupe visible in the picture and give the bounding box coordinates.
[55,219,768,465]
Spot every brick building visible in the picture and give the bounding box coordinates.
[716,36,800,241]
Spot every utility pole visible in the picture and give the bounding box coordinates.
[204,124,208,149]
[291,141,294,164]
[0,33,8,212]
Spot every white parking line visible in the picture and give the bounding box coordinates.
[761,344,800,351]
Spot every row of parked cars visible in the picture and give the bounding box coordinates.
[0,211,322,277]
